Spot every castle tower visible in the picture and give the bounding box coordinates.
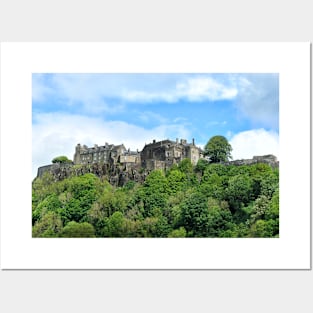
[73,143,82,164]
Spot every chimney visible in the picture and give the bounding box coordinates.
[153,139,156,144]
[192,138,195,145]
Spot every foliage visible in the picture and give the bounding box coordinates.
[61,221,95,238]
[204,135,232,163]
[32,153,279,238]
[32,211,63,237]
[226,174,253,211]
[166,170,187,195]
[195,158,209,174]
[52,155,72,164]
[168,227,187,238]
[180,192,210,237]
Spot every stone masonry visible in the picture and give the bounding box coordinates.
[141,138,203,170]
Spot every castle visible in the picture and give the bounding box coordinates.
[73,138,203,170]
[36,138,278,183]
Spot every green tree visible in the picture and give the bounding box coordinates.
[180,192,209,237]
[204,135,232,163]
[220,222,249,238]
[60,174,100,223]
[32,211,63,237]
[195,158,209,175]
[32,193,63,225]
[168,227,187,238]
[143,170,168,195]
[250,195,270,223]
[226,174,253,211]
[166,169,187,195]
[265,189,279,220]
[249,220,273,237]
[32,172,56,205]
[199,171,224,200]
[102,212,126,237]
[136,170,169,217]
[52,155,72,164]
[178,158,193,174]
[177,158,198,187]
[207,205,233,237]
[61,221,95,237]
[260,173,279,198]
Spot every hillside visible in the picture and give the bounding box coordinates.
[32,157,279,238]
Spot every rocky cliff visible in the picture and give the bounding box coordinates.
[36,154,279,186]
[36,162,150,186]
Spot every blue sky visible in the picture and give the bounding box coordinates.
[32,73,279,177]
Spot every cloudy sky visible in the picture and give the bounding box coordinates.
[32,73,279,178]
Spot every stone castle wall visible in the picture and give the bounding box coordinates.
[224,155,279,168]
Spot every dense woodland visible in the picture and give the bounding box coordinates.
[32,157,279,238]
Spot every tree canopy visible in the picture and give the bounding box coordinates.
[204,135,232,163]
[52,156,72,164]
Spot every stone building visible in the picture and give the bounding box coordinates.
[74,143,124,165]
[119,149,141,169]
[73,138,203,171]
[141,138,203,170]
[73,142,141,167]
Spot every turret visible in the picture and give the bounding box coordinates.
[74,143,82,164]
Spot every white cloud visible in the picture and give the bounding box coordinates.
[32,74,278,129]
[33,74,126,114]
[176,77,238,101]
[233,74,279,129]
[32,113,190,178]
[122,77,238,103]
[122,91,178,103]
[230,129,279,160]
[137,111,168,124]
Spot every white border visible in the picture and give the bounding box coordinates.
[0,42,310,269]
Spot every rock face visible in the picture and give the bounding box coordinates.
[37,163,73,179]
[36,162,150,187]
[36,154,279,186]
